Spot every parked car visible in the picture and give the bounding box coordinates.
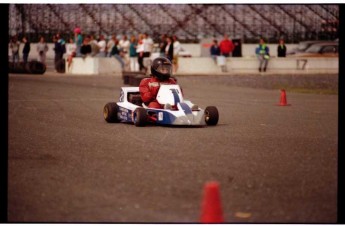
[287,40,335,55]
[291,42,338,57]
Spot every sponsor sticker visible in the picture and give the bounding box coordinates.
[158,112,163,121]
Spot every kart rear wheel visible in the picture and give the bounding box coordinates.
[205,106,219,126]
[133,107,147,127]
[103,102,119,123]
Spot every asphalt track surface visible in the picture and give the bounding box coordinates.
[8,73,338,223]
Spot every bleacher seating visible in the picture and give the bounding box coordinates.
[9,4,338,43]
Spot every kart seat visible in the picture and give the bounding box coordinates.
[128,93,143,106]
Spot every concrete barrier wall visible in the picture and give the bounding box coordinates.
[63,56,338,75]
[178,57,338,74]
[65,57,122,75]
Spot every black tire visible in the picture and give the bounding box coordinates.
[56,59,65,73]
[205,106,219,126]
[29,61,46,74]
[103,102,119,123]
[133,107,147,127]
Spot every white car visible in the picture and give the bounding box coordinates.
[103,84,219,127]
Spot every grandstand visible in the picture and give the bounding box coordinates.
[8,4,339,43]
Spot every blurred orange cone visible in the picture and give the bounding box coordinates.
[200,181,224,223]
[278,89,291,106]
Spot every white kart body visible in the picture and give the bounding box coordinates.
[116,85,207,126]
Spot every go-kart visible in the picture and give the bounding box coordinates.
[103,84,219,127]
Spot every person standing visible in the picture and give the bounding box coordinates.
[165,36,174,62]
[119,35,130,70]
[142,32,153,71]
[172,35,181,73]
[74,27,83,56]
[255,38,270,72]
[143,33,153,58]
[97,34,107,57]
[53,33,66,72]
[129,35,139,71]
[36,36,49,65]
[10,35,20,63]
[136,34,145,72]
[110,39,125,70]
[89,35,99,57]
[159,34,167,57]
[219,34,234,57]
[106,34,116,57]
[22,36,31,64]
[277,39,287,57]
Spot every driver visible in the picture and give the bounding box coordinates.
[139,57,177,109]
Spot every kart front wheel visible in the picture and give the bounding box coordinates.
[103,102,119,123]
[205,106,219,126]
[133,107,147,127]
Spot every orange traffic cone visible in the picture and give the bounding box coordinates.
[200,181,224,223]
[278,89,291,106]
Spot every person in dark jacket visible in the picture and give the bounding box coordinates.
[159,34,167,57]
[277,39,287,57]
[53,33,66,71]
[80,35,92,56]
[22,36,30,64]
[210,39,220,63]
[165,36,174,61]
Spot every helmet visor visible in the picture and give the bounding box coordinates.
[153,62,172,75]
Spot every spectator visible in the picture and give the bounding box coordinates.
[165,36,174,61]
[89,34,100,57]
[219,34,234,57]
[66,38,77,71]
[22,36,30,64]
[129,35,139,71]
[74,27,83,56]
[210,39,220,63]
[10,35,20,63]
[277,38,287,57]
[36,36,49,65]
[255,38,270,72]
[80,35,92,57]
[97,34,107,57]
[139,57,176,109]
[143,32,153,71]
[119,35,130,70]
[136,34,145,72]
[106,34,116,57]
[172,35,181,73]
[53,33,66,71]
[110,39,125,70]
[143,32,153,58]
[159,34,167,57]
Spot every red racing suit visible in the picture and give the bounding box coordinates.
[139,76,176,109]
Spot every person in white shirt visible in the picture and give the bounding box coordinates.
[97,34,107,57]
[36,36,49,65]
[119,35,130,70]
[136,34,146,72]
[143,33,154,72]
[66,38,77,71]
[143,33,153,57]
[172,35,181,73]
